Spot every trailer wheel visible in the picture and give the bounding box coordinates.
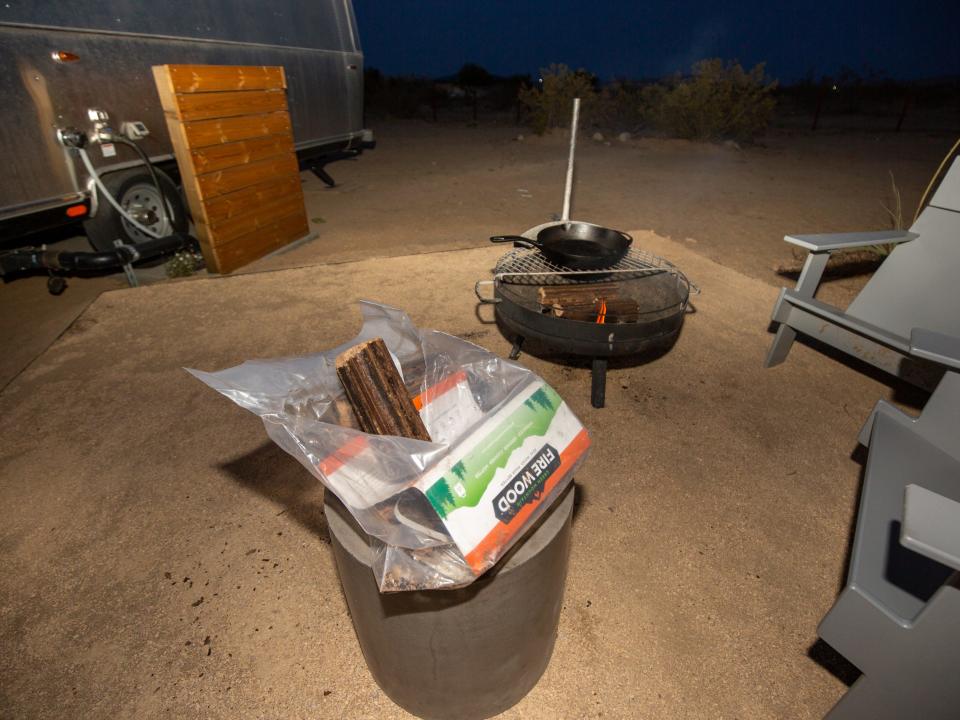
[84,168,188,252]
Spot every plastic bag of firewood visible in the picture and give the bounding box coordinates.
[188,301,590,592]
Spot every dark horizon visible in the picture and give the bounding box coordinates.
[354,0,960,84]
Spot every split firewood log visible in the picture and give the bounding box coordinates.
[335,338,431,441]
[560,298,641,322]
[537,282,621,311]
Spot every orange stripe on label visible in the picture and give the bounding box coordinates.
[412,370,468,411]
[317,434,369,476]
[463,427,591,573]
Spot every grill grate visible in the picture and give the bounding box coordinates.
[493,247,678,285]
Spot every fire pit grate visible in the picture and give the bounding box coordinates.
[493,246,678,285]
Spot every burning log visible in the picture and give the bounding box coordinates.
[335,338,431,441]
[558,298,641,323]
[537,282,621,314]
[537,283,639,322]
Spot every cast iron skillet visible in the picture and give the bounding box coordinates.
[490,222,633,270]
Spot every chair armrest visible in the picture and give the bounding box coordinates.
[909,329,960,371]
[785,230,918,253]
[901,484,960,572]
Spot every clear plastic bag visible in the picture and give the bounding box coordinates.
[188,301,589,591]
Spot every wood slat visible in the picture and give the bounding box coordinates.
[196,154,299,200]
[182,113,292,148]
[207,193,306,245]
[211,211,310,273]
[171,89,288,121]
[167,65,286,93]
[191,134,296,175]
[203,174,303,228]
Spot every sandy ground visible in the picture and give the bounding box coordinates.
[1,122,954,388]
[0,123,950,718]
[0,227,922,719]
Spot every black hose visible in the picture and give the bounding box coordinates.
[0,233,196,275]
[111,136,170,230]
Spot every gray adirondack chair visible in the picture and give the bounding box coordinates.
[765,157,960,390]
[817,332,960,719]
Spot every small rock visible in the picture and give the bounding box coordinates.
[515,134,524,141]
[591,132,604,142]
[617,132,631,142]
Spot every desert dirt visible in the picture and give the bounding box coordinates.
[1,122,953,390]
[0,121,954,719]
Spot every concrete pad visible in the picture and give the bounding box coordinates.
[0,232,890,718]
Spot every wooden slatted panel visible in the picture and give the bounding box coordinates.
[191,134,295,175]
[166,65,286,93]
[152,64,311,274]
[203,175,302,228]
[211,195,307,244]
[213,213,309,271]
[182,113,292,147]
[173,89,288,122]
[195,155,299,201]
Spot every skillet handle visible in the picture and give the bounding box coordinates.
[490,235,536,249]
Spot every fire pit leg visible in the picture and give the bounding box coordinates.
[591,358,607,408]
[509,336,525,360]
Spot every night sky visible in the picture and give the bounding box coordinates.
[354,0,960,83]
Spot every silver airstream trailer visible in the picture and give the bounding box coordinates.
[0,0,371,251]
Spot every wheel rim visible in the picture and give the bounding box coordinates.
[119,182,176,243]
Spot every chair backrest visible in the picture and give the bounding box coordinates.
[847,156,960,339]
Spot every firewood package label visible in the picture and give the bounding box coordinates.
[416,378,590,573]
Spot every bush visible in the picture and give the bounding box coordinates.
[594,80,650,134]
[518,64,597,135]
[652,59,777,142]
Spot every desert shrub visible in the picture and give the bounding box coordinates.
[518,64,598,135]
[652,59,777,142]
[595,80,652,133]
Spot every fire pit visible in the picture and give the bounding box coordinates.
[476,98,696,408]
[476,240,694,408]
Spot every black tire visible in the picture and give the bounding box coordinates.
[83,167,188,252]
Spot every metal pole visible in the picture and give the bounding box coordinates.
[561,97,580,223]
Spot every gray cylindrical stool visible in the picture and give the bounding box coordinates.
[325,486,574,720]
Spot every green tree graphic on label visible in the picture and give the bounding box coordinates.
[425,384,560,519]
